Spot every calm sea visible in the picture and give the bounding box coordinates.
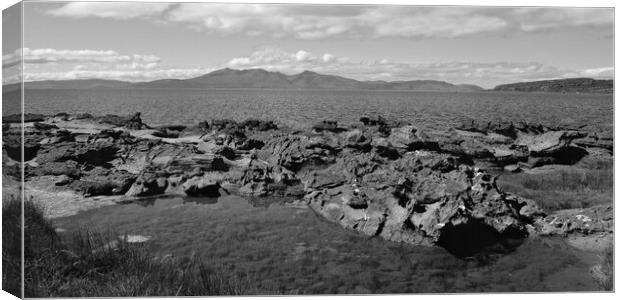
[8,88,613,133]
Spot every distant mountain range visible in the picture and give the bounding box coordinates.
[493,78,613,94]
[2,68,613,93]
[10,68,484,92]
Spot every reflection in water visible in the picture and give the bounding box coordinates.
[52,196,600,294]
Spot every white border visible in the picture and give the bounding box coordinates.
[0,1,617,300]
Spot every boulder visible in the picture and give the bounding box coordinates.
[515,131,585,155]
[96,113,146,129]
[240,119,278,131]
[125,173,168,197]
[312,120,343,133]
[503,164,521,173]
[388,125,439,151]
[341,129,372,152]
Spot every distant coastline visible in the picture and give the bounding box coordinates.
[2,68,613,94]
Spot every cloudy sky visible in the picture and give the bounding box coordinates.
[2,1,614,88]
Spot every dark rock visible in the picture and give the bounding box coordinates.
[573,134,613,151]
[33,122,58,131]
[32,160,81,178]
[516,130,585,156]
[342,129,372,152]
[182,176,221,197]
[240,119,278,131]
[3,134,41,161]
[259,134,337,172]
[312,120,344,133]
[214,146,236,160]
[2,113,46,123]
[37,142,119,166]
[73,113,94,119]
[96,112,146,129]
[54,175,73,186]
[360,115,387,126]
[71,170,136,197]
[237,139,265,150]
[388,125,439,151]
[125,173,168,197]
[304,151,541,255]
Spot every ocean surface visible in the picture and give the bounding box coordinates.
[52,196,600,294]
[7,88,614,134]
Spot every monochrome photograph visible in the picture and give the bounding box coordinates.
[1,0,614,297]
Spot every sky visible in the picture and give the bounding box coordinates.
[2,1,615,88]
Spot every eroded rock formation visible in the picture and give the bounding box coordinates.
[2,112,612,256]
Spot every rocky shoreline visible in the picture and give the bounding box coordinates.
[2,112,613,257]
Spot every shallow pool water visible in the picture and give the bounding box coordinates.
[52,196,601,294]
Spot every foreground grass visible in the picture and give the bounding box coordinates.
[2,198,262,297]
[497,160,613,212]
[2,195,23,298]
[592,246,614,291]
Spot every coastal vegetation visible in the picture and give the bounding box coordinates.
[2,197,260,297]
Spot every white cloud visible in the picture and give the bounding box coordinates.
[12,47,208,83]
[23,68,212,82]
[21,48,161,64]
[225,47,613,88]
[46,4,613,39]
[10,46,613,88]
[46,2,170,19]
[2,49,21,69]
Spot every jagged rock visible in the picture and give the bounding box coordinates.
[214,146,236,160]
[73,113,94,119]
[240,119,278,131]
[3,134,41,161]
[573,134,613,151]
[312,120,344,133]
[33,122,58,131]
[96,113,147,129]
[32,160,81,178]
[360,115,388,126]
[125,173,168,197]
[304,151,543,256]
[54,175,73,186]
[259,134,337,172]
[388,125,439,151]
[516,130,585,155]
[71,169,137,197]
[6,112,611,258]
[37,141,119,166]
[535,205,613,236]
[341,129,372,152]
[237,139,265,150]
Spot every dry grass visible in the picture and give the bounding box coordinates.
[497,160,613,212]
